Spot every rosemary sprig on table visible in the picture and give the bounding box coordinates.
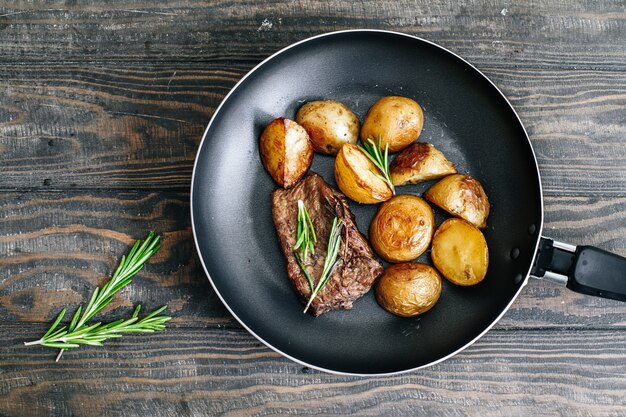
[358,135,395,194]
[24,232,171,361]
[303,216,343,314]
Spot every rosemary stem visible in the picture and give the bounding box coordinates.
[23,339,43,346]
[303,294,316,313]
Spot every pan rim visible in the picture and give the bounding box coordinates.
[190,29,545,376]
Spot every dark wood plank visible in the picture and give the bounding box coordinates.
[1,64,625,195]
[0,63,220,192]
[0,191,229,326]
[1,1,625,70]
[499,67,626,197]
[1,190,625,328]
[2,325,626,416]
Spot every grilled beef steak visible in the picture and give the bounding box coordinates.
[271,172,383,316]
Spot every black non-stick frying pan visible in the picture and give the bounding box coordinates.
[191,30,626,375]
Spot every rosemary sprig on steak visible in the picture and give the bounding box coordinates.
[294,200,316,262]
[293,200,317,292]
[303,216,343,313]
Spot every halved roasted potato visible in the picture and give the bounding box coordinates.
[390,142,457,186]
[259,118,313,188]
[334,143,393,204]
[424,174,490,228]
[360,96,424,153]
[295,100,360,155]
[431,218,489,286]
[369,195,434,262]
[376,262,442,317]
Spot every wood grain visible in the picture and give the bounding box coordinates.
[1,64,625,194]
[1,1,626,415]
[1,325,626,417]
[0,0,625,70]
[0,64,218,191]
[1,190,625,328]
[0,191,228,326]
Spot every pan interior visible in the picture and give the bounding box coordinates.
[192,31,543,374]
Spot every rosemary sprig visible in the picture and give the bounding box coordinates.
[358,135,395,194]
[303,217,343,314]
[24,305,170,351]
[293,200,317,292]
[293,251,315,293]
[294,200,316,263]
[24,232,170,361]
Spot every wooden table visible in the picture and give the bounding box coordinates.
[1,1,625,415]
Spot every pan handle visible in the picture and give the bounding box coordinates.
[531,237,626,301]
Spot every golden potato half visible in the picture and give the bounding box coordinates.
[259,118,313,188]
[431,218,489,286]
[360,96,424,153]
[424,174,490,228]
[369,195,434,262]
[376,263,442,317]
[334,143,393,204]
[296,100,360,155]
[390,142,457,186]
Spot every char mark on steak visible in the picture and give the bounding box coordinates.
[271,172,383,316]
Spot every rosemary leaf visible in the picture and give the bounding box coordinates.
[42,308,66,339]
[358,135,395,194]
[41,342,80,349]
[68,305,82,332]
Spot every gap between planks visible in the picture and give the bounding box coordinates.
[3,322,626,332]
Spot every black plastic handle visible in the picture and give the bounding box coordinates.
[531,237,626,302]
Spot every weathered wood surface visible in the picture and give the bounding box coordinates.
[0,0,625,70]
[2,325,626,417]
[1,0,626,416]
[1,65,626,194]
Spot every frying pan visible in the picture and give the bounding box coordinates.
[191,30,626,375]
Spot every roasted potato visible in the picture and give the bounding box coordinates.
[334,143,393,204]
[390,142,457,186]
[259,118,313,188]
[431,218,489,286]
[360,96,424,153]
[424,174,490,228]
[369,195,435,262]
[375,263,442,317]
[295,100,360,155]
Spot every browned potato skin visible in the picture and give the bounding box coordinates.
[369,195,435,262]
[424,174,490,228]
[431,218,489,286]
[390,142,457,186]
[259,118,313,188]
[295,100,360,155]
[376,263,442,317]
[334,143,393,204]
[360,96,424,153]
